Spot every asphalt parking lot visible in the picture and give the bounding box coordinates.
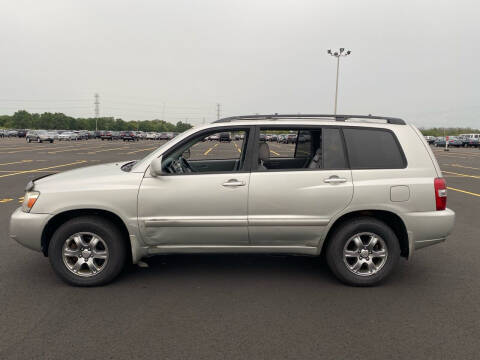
[0,138,479,359]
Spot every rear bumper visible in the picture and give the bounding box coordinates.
[404,208,455,256]
[9,207,51,252]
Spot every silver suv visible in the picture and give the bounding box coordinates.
[9,114,455,286]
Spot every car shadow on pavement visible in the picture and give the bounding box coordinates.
[118,254,340,285]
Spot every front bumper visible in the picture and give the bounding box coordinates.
[9,207,51,252]
[403,208,455,256]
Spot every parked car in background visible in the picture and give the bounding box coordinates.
[284,133,297,144]
[17,129,27,137]
[219,132,231,142]
[58,131,77,141]
[26,130,54,143]
[424,136,436,144]
[146,132,157,140]
[48,131,59,140]
[122,131,138,141]
[459,136,479,148]
[100,131,113,141]
[6,130,18,137]
[434,137,462,147]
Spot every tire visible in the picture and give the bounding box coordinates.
[37,138,42,143]
[50,140,54,143]
[325,217,400,286]
[27,138,31,143]
[48,216,127,286]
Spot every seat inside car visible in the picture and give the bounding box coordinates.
[258,142,270,170]
[308,148,322,168]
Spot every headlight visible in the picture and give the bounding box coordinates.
[22,191,40,213]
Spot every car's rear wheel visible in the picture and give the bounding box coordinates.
[48,216,127,286]
[26,138,31,143]
[37,138,42,143]
[326,217,400,286]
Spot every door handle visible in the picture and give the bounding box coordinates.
[222,179,246,187]
[323,176,347,184]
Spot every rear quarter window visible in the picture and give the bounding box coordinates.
[343,128,406,169]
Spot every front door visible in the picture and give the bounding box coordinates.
[138,127,252,246]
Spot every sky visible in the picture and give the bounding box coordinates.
[1,0,479,128]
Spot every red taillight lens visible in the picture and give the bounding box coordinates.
[434,177,447,210]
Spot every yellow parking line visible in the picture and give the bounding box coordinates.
[0,160,87,179]
[233,142,242,153]
[442,171,480,179]
[444,164,480,171]
[0,170,60,173]
[447,187,480,197]
[0,198,13,203]
[78,147,126,155]
[270,150,280,156]
[204,143,219,155]
[0,160,33,166]
[126,147,157,154]
[434,153,470,159]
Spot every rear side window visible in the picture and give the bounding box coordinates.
[343,128,406,169]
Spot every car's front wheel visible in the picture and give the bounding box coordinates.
[48,216,127,286]
[326,217,400,286]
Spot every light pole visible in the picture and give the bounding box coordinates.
[327,48,351,114]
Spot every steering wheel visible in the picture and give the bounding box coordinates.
[166,156,192,174]
[180,157,193,173]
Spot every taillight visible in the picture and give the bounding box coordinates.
[434,178,447,210]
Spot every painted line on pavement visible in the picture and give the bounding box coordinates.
[204,143,219,155]
[447,187,480,198]
[0,160,87,179]
[442,171,480,179]
[443,164,480,171]
[0,160,33,166]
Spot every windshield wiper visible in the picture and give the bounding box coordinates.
[121,160,137,172]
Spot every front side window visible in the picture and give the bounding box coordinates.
[162,129,249,174]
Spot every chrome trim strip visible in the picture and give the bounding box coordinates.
[147,245,318,255]
[249,216,330,226]
[414,237,446,250]
[144,216,329,228]
[144,216,247,227]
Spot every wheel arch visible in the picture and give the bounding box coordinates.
[321,210,409,258]
[41,209,133,263]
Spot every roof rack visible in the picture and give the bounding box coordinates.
[213,114,406,125]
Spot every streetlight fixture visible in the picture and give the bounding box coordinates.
[327,48,351,114]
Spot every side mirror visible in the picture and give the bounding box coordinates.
[150,156,163,177]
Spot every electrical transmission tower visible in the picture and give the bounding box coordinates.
[94,93,100,132]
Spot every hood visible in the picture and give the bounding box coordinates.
[34,162,128,190]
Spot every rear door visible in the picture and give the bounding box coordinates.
[248,126,353,247]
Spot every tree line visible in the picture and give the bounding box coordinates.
[0,110,193,133]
